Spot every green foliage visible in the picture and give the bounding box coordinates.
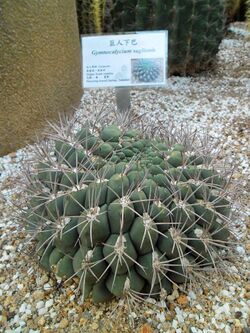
[23,120,233,303]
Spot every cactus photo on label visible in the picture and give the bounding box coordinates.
[131,58,163,84]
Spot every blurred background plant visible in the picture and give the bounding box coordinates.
[226,0,248,22]
[76,0,250,74]
[77,0,227,75]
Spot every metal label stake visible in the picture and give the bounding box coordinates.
[115,87,131,113]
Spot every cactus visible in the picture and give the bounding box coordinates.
[226,0,242,21]
[132,59,161,83]
[21,113,234,304]
[77,0,106,34]
[226,0,248,22]
[77,0,226,75]
[247,0,250,29]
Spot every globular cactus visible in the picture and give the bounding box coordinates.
[77,0,226,75]
[22,114,234,304]
[132,59,161,83]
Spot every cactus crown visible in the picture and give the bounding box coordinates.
[22,110,234,304]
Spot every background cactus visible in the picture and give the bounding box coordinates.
[21,111,234,304]
[0,0,82,156]
[247,0,250,28]
[77,0,105,34]
[226,0,242,21]
[77,0,226,75]
[226,0,248,22]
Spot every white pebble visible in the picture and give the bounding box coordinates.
[219,290,231,297]
[230,265,238,273]
[43,283,51,290]
[214,303,231,319]
[156,312,165,323]
[36,301,44,310]
[196,304,202,311]
[26,309,32,315]
[13,314,20,324]
[172,319,178,329]
[50,311,57,319]
[236,245,245,255]
[176,307,185,323]
[188,291,196,300]
[19,303,26,313]
[45,299,53,308]
[38,307,47,316]
[3,245,15,251]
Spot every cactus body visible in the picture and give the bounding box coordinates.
[23,120,233,303]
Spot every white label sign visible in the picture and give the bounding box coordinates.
[81,31,168,88]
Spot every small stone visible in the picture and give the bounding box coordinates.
[59,318,69,329]
[167,289,179,302]
[32,290,45,300]
[38,308,47,316]
[4,296,14,307]
[19,303,26,313]
[0,315,7,324]
[38,317,46,326]
[43,283,51,291]
[244,292,250,299]
[243,328,250,333]
[156,312,166,323]
[79,317,88,326]
[165,313,173,321]
[235,311,243,319]
[234,319,243,327]
[176,294,188,306]
[139,324,154,333]
[245,243,250,253]
[168,303,175,311]
[246,218,250,229]
[45,299,53,308]
[41,275,49,284]
[90,323,99,330]
[245,284,250,292]
[36,301,44,310]
[203,287,209,295]
[8,152,16,158]
[188,291,196,300]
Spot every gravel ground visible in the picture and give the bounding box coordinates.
[0,23,249,333]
